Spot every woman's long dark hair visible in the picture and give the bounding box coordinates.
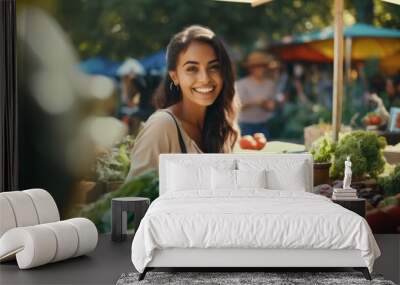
[153,25,239,153]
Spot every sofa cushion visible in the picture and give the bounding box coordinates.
[0,189,60,238]
[0,196,17,237]
[24,189,60,224]
[0,218,97,269]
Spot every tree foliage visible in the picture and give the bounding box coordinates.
[53,0,400,61]
[55,0,334,60]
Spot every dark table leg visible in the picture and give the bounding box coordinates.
[112,200,123,242]
[112,199,150,242]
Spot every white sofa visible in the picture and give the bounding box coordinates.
[0,189,98,269]
[131,153,380,281]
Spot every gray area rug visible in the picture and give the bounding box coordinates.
[116,271,396,285]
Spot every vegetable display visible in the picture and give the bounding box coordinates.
[239,133,267,150]
[330,131,386,179]
[310,135,336,163]
[92,135,135,182]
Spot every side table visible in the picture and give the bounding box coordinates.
[332,198,366,218]
[111,197,150,242]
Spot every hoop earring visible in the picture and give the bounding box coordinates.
[169,82,180,93]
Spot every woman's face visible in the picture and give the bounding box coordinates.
[169,41,223,107]
[249,64,267,79]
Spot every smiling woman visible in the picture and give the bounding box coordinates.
[126,25,240,180]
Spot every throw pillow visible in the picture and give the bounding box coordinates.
[236,169,267,189]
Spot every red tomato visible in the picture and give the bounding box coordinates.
[363,116,371,125]
[252,133,267,150]
[369,115,381,125]
[239,135,258,150]
[253,133,265,139]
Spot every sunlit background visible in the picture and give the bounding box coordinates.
[16,0,400,234]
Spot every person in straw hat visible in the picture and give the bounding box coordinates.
[235,51,279,138]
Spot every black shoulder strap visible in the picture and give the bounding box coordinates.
[164,111,187,153]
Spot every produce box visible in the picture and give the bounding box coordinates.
[304,123,352,150]
[383,143,400,165]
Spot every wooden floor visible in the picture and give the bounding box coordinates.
[0,234,398,285]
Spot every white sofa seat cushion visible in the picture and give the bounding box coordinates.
[1,191,40,228]
[0,225,57,268]
[42,221,79,262]
[66,218,98,257]
[24,189,60,224]
[0,218,98,269]
[0,189,60,238]
[0,196,17,237]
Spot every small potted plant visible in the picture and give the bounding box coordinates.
[310,135,336,186]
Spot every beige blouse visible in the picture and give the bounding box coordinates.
[125,110,203,180]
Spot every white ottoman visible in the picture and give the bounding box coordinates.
[0,189,98,269]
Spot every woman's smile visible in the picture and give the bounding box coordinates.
[192,86,216,95]
[169,41,223,107]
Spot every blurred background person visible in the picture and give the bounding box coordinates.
[386,73,400,108]
[235,51,278,138]
[118,58,145,109]
[289,63,312,106]
[117,58,154,135]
